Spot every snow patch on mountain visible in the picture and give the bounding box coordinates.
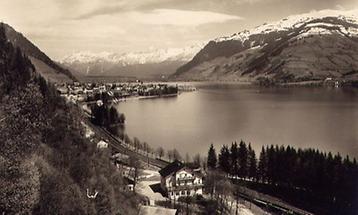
[61,44,205,65]
[214,9,358,43]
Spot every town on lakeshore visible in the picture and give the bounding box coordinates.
[55,81,196,104]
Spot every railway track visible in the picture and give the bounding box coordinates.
[85,119,168,169]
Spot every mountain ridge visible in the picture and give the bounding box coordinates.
[3,23,76,82]
[173,10,358,82]
[60,44,204,80]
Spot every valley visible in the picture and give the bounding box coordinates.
[1,5,358,215]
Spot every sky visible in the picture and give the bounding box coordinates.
[0,0,357,60]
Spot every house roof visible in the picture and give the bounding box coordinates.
[159,160,184,177]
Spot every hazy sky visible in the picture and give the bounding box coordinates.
[0,0,357,60]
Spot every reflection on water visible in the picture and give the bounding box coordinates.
[117,85,358,158]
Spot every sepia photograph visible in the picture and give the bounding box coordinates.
[0,0,358,214]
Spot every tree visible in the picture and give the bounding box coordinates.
[230,142,239,176]
[143,142,150,166]
[109,106,119,124]
[238,140,248,178]
[124,134,131,146]
[156,147,164,159]
[248,144,257,180]
[218,145,231,174]
[207,144,217,169]
[133,137,140,152]
[129,156,141,192]
[205,170,225,198]
[167,150,173,161]
[118,113,125,124]
[172,149,182,161]
[193,153,201,167]
[215,177,234,214]
[0,23,6,41]
[258,146,267,182]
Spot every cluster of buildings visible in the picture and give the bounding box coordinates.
[55,82,179,104]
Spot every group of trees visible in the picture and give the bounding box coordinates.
[207,141,257,180]
[0,23,142,214]
[87,91,113,103]
[257,145,358,213]
[0,23,34,96]
[138,85,178,96]
[206,141,358,214]
[90,103,125,131]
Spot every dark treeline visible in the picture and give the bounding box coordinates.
[207,141,358,215]
[138,84,178,96]
[90,103,125,129]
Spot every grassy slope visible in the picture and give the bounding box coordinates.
[30,57,73,83]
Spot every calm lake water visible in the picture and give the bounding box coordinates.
[117,84,358,159]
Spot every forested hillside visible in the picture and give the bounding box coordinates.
[206,141,358,214]
[0,24,141,214]
[3,23,76,83]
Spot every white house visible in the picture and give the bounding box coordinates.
[97,140,109,149]
[159,160,204,200]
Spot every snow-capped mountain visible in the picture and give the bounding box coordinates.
[173,10,358,82]
[214,10,358,43]
[61,45,203,65]
[60,44,204,80]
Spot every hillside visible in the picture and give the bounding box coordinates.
[61,44,203,81]
[3,23,76,83]
[0,24,141,214]
[173,10,358,82]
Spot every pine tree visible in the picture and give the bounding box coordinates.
[258,146,267,182]
[230,142,239,176]
[207,144,217,169]
[0,23,6,48]
[238,140,248,178]
[248,144,257,180]
[218,145,231,174]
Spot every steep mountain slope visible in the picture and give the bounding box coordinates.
[61,44,203,80]
[173,10,358,82]
[0,24,141,214]
[3,23,76,82]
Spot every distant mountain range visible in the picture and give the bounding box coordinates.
[3,23,75,83]
[60,44,204,80]
[173,10,358,82]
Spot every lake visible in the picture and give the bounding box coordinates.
[117,84,358,159]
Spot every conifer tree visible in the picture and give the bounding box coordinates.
[248,144,257,180]
[230,142,239,176]
[207,144,217,169]
[258,146,267,182]
[218,145,231,174]
[238,140,248,178]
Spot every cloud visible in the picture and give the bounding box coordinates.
[129,9,243,26]
[74,0,255,20]
[76,4,125,20]
[74,0,174,20]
